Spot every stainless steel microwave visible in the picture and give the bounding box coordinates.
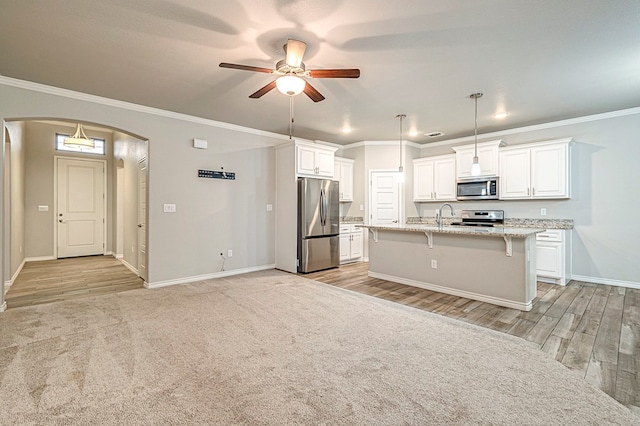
[456,177,499,200]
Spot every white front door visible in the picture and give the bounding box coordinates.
[370,171,401,226]
[137,158,148,281]
[57,157,105,258]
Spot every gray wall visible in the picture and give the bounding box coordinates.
[5,122,26,282]
[1,81,280,287]
[414,112,640,286]
[23,121,114,257]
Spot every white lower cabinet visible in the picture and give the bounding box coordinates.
[536,229,571,285]
[340,224,363,263]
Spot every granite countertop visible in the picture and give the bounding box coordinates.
[358,224,545,238]
[406,217,573,229]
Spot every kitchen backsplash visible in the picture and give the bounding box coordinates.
[340,216,364,224]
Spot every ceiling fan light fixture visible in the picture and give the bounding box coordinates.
[276,75,306,96]
[64,123,95,149]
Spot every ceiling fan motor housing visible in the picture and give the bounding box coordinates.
[276,59,306,76]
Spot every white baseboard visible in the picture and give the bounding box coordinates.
[571,274,640,290]
[368,271,533,311]
[104,251,113,256]
[0,301,6,313]
[25,256,56,262]
[115,253,123,259]
[145,264,276,289]
[118,258,138,275]
[3,258,27,293]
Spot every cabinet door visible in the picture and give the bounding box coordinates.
[531,144,568,198]
[297,145,317,175]
[457,146,499,178]
[413,160,435,201]
[339,233,351,261]
[350,230,363,259]
[499,149,531,199]
[316,149,335,177]
[339,161,354,201]
[433,157,456,200]
[536,242,562,278]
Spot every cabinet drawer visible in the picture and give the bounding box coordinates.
[536,229,563,242]
[339,224,352,234]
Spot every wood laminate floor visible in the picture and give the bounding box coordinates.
[306,262,640,414]
[5,256,144,308]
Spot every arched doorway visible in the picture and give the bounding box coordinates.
[1,118,149,309]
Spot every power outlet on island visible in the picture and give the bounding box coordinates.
[540,208,547,216]
[431,259,438,269]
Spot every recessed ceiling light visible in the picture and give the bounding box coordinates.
[425,131,444,138]
[341,127,352,133]
[493,112,509,119]
[409,130,418,137]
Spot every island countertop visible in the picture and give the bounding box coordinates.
[358,224,545,238]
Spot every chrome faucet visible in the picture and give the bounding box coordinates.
[436,203,455,226]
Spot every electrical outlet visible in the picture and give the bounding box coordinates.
[266,204,273,211]
[541,208,547,216]
[227,249,233,257]
[359,204,364,211]
[431,259,437,269]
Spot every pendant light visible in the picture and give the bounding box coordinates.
[396,114,406,182]
[469,92,483,176]
[64,123,95,149]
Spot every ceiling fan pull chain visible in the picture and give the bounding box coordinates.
[289,95,294,139]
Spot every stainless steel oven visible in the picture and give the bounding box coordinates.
[456,177,499,200]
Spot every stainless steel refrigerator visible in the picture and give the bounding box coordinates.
[298,177,340,273]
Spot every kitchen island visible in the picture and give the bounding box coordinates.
[359,224,545,311]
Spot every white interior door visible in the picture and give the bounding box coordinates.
[137,158,148,281]
[370,171,400,226]
[57,157,105,258]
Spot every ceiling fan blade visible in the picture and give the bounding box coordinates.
[285,39,307,67]
[219,62,274,74]
[249,81,277,99]
[308,69,361,79]
[303,81,325,102]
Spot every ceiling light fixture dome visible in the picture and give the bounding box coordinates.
[64,123,95,149]
[276,75,306,96]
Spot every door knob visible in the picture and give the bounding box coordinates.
[59,219,64,223]
[392,220,398,223]
[137,224,143,228]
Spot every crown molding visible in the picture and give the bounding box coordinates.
[420,106,640,149]
[0,76,290,144]
[340,140,422,150]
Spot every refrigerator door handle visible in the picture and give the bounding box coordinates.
[320,188,326,226]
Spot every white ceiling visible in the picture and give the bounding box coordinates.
[1,0,638,144]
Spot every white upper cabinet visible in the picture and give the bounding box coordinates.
[499,138,572,200]
[296,141,336,178]
[413,154,456,202]
[334,157,354,202]
[452,140,505,178]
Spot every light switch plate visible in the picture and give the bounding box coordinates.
[38,205,49,212]
[163,203,176,213]
[266,204,273,211]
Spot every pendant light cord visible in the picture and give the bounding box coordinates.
[474,95,478,158]
[396,114,406,172]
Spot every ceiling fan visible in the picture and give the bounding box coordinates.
[219,39,360,102]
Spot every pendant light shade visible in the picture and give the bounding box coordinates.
[469,92,483,176]
[276,75,306,96]
[64,123,95,149]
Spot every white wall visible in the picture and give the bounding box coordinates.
[0,80,282,288]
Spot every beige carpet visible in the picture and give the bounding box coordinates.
[0,269,636,425]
